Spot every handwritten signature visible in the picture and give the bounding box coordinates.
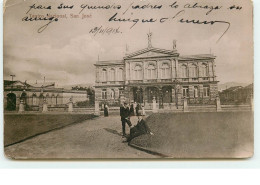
[108,10,230,43]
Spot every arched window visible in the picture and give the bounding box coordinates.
[118,68,124,81]
[180,64,187,78]
[134,65,142,80]
[147,64,156,79]
[110,68,115,81]
[101,69,107,82]
[32,94,37,106]
[201,64,208,77]
[189,64,198,77]
[161,63,170,79]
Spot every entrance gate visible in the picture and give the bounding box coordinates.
[7,93,16,111]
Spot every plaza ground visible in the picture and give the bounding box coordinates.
[4,111,253,159]
[4,113,96,146]
[130,112,254,158]
[4,115,156,159]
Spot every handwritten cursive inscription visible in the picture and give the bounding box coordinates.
[89,26,122,36]
[22,15,59,33]
[21,1,244,42]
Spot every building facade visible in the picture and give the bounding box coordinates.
[4,80,89,111]
[219,84,253,105]
[94,36,219,109]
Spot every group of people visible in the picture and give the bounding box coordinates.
[103,102,154,142]
[120,102,153,142]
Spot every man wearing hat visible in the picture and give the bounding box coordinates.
[126,110,154,142]
[120,102,132,136]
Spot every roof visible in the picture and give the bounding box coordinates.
[4,80,27,87]
[124,47,179,59]
[95,60,124,66]
[94,46,215,66]
[4,80,18,86]
[178,54,216,61]
[26,82,55,88]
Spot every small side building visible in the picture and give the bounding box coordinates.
[4,80,89,111]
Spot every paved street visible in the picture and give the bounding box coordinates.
[4,115,157,159]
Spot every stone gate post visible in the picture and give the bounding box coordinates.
[216,95,221,112]
[94,100,100,116]
[68,97,73,112]
[18,99,25,112]
[152,97,158,113]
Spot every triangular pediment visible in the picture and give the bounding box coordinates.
[124,47,179,59]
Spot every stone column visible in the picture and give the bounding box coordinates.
[175,59,178,78]
[171,87,175,104]
[216,95,221,111]
[136,87,140,103]
[133,102,137,115]
[94,100,100,116]
[183,97,188,112]
[175,84,182,108]
[158,87,163,109]
[171,59,175,79]
[152,97,158,113]
[18,99,25,112]
[199,84,204,98]
[42,99,48,112]
[123,87,129,103]
[68,97,73,112]
[157,60,160,80]
[143,87,149,109]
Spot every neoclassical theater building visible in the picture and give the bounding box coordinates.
[94,33,218,109]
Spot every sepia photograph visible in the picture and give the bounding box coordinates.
[3,0,254,159]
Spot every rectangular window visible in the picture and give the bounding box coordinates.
[182,87,189,97]
[102,89,107,100]
[203,86,210,97]
[194,87,198,98]
[32,96,37,105]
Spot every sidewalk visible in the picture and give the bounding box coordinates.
[4,115,157,159]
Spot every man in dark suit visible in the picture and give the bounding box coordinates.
[120,102,132,136]
[126,110,154,142]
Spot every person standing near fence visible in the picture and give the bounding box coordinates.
[136,103,141,116]
[120,102,132,137]
[130,102,135,116]
[104,104,109,117]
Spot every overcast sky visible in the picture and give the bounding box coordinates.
[4,0,253,87]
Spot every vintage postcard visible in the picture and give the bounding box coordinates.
[3,0,253,159]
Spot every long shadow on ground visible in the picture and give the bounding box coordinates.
[104,128,122,137]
